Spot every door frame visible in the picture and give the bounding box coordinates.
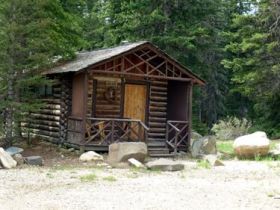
[121,79,150,125]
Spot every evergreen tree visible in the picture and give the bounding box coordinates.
[0,0,84,145]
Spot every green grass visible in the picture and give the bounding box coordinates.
[216,140,234,155]
[102,176,117,182]
[196,160,211,169]
[80,173,98,182]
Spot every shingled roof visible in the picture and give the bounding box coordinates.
[45,41,205,85]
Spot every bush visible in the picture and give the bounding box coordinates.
[211,117,251,140]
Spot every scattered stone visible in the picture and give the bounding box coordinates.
[0,148,17,169]
[204,155,224,166]
[146,158,184,171]
[25,156,43,166]
[191,131,203,146]
[5,146,24,156]
[13,154,24,165]
[79,151,104,162]
[97,162,112,169]
[128,158,145,168]
[108,142,147,165]
[269,150,280,159]
[191,136,217,158]
[233,131,270,158]
[68,148,75,152]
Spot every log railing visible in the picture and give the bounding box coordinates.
[166,120,189,154]
[84,117,149,146]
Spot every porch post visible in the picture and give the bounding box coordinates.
[82,72,88,147]
[187,81,193,152]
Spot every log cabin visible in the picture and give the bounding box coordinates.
[22,41,205,156]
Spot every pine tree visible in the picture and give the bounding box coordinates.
[0,0,84,146]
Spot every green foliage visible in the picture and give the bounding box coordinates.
[216,140,234,155]
[211,117,251,140]
[80,173,97,182]
[0,0,84,143]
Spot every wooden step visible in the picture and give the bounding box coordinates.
[148,141,166,147]
[148,148,170,155]
[148,133,166,137]
[149,153,175,158]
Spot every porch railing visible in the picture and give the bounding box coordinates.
[84,117,149,146]
[166,120,189,154]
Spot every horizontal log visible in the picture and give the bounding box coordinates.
[38,109,61,115]
[30,113,60,121]
[24,128,60,138]
[22,119,60,127]
[22,124,60,132]
[150,101,167,106]
[150,96,167,102]
[42,104,61,109]
[149,128,166,132]
[41,99,61,104]
[149,111,167,117]
[22,133,59,143]
[151,80,168,85]
[150,106,167,111]
[149,122,166,127]
[149,117,167,122]
[151,86,167,91]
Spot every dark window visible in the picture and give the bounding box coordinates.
[38,85,53,97]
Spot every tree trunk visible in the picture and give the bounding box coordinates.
[5,77,14,147]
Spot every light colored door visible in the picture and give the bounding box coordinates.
[123,84,147,122]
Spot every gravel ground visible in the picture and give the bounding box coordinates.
[1,160,280,210]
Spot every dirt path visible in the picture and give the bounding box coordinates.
[1,160,280,210]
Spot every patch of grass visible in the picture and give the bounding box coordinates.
[102,176,117,182]
[216,140,234,155]
[46,172,54,179]
[197,160,211,169]
[80,173,97,182]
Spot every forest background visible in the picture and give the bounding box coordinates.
[0,0,279,143]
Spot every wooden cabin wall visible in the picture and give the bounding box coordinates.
[87,74,122,118]
[21,75,72,144]
[148,79,168,144]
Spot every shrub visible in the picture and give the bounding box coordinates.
[211,117,251,140]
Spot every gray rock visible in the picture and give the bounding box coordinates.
[25,156,43,166]
[5,146,24,156]
[191,136,217,158]
[128,158,145,168]
[0,148,17,169]
[146,158,184,171]
[191,131,203,146]
[13,154,24,165]
[108,142,147,165]
[204,155,224,166]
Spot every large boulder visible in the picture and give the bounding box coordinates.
[233,131,270,158]
[108,142,147,164]
[190,131,202,146]
[0,147,17,169]
[191,136,217,158]
[79,151,104,162]
[146,158,184,171]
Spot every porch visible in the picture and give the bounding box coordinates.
[66,116,190,155]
